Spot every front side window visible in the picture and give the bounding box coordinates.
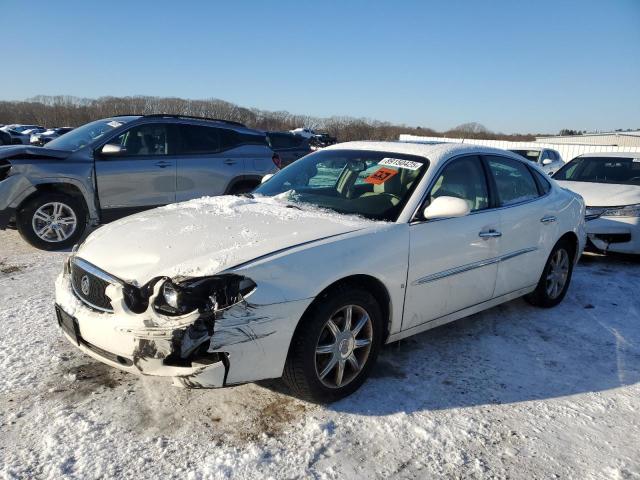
[487,156,540,206]
[46,117,138,151]
[428,156,489,212]
[553,157,640,186]
[255,149,428,221]
[111,124,169,156]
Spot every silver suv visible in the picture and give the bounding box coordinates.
[0,115,279,250]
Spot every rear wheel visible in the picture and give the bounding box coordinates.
[17,193,87,250]
[283,285,383,402]
[525,239,574,308]
[229,181,259,195]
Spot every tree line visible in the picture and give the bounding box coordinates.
[0,95,536,142]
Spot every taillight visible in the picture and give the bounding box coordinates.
[272,153,282,169]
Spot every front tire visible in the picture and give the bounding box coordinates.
[17,193,87,251]
[525,239,574,308]
[283,285,383,403]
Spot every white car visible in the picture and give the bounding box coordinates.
[55,142,586,402]
[553,152,640,254]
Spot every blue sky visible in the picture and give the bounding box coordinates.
[1,0,639,133]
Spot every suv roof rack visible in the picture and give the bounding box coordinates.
[110,113,246,128]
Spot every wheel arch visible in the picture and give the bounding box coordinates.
[294,274,393,343]
[224,175,264,195]
[557,230,579,264]
[18,182,90,217]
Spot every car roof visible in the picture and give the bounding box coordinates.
[577,152,640,159]
[323,140,527,166]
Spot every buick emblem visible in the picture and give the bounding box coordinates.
[80,275,91,296]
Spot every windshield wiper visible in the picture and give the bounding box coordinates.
[240,193,254,199]
[285,204,302,210]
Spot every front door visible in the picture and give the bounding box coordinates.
[95,123,177,218]
[403,155,500,331]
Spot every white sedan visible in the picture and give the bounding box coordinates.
[55,142,586,402]
[554,152,640,254]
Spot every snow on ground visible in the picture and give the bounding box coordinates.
[1,228,639,479]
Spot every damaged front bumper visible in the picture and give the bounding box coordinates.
[54,270,313,388]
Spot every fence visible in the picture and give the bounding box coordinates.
[398,135,640,162]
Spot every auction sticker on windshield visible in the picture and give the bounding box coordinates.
[379,158,422,170]
[365,167,398,185]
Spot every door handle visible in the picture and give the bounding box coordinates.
[540,215,557,224]
[479,229,502,238]
[154,161,172,168]
[223,159,237,165]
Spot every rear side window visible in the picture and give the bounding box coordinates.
[531,168,551,195]
[179,125,220,154]
[486,156,540,206]
[221,129,267,149]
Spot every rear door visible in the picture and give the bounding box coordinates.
[403,155,500,330]
[95,123,177,218]
[483,155,557,296]
[175,124,246,201]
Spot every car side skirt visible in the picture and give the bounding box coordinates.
[387,284,537,343]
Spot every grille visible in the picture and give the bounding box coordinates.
[71,261,114,312]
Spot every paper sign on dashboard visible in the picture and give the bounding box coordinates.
[364,167,398,185]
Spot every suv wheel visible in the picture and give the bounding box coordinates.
[283,285,383,402]
[17,193,87,251]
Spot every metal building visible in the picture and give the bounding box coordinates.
[535,131,640,147]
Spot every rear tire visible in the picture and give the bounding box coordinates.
[283,285,383,403]
[229,181,259,195]
[525,239,574,308]
[17,193,87,251]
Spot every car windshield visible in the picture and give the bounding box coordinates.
[254,149,428,221]
[45,117,138,151]
[553,156,640,185]
[510,150,541,163]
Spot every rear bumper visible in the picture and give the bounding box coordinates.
[584,216,640,254]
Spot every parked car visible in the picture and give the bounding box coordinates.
[0,114,279,250]
[30,127,74,146]
[0,124,45,133]
[54,141,585,402]
[0,129,11,146]
[553,152,640,254]
[509,148,564,175]
[266,131,311,167]
[3,128,45,145]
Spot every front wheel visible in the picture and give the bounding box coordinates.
[283,286,383,403]
[525,239,574,308]
[17,194,87,251]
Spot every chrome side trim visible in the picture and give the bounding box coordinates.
[412,247,538,285]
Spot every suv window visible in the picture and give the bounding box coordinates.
[429,155,489,212]
[487,156,539,206]
[179,125,220,154]
[112,124,170,156]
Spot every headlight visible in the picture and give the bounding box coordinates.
[601,204,640,218]
[153,274,256,316]
[585,207,605,221]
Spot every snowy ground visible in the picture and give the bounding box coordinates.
[1,228,639,479]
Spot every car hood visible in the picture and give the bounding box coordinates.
[0,145,71,160]
[76,195,377,285]
[556,180,640,207]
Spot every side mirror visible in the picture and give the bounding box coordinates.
[261,173,274,184]
[100,143,125,156]
[423,196,470,220]
[542,158,553,166]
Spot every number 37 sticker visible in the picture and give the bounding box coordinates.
[364,167,398,185]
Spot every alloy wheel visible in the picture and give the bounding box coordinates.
[31,202,77,243]
[546,248,569,299]
[315,304,373,389]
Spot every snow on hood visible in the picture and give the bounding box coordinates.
[556,181,640,207]
[77,195,379,285]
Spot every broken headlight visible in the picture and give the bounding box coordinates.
[153,274,256,316]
